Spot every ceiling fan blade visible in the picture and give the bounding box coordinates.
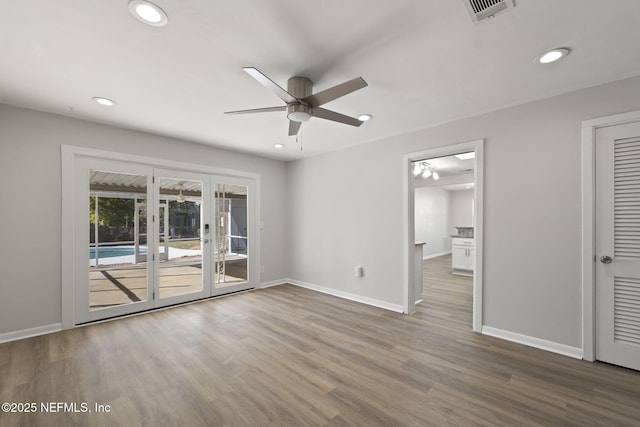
[243,67,297,104]
[303,77,368,108]
[224,106,286,115]
[288,120,301,136]
[311,108,363,127]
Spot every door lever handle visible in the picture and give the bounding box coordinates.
[600,255,612,264]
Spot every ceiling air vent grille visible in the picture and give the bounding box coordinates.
[464,0,514,24]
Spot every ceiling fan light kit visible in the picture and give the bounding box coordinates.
[176,183,186,203]
[413,161,440,181]
[225,67,368,137]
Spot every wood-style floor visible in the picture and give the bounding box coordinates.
[1,255,640,426]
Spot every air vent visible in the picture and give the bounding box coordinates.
[464,0,515,24]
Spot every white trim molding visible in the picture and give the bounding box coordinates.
[288,279,404,313]
[260,279,288,289]
[482,326,583,360]
[581,109,640,361]
[0,323,62,344]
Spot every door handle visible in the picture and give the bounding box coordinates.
[600,255,612,264]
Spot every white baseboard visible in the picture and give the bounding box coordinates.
[288,279,404,313]
[0,323,62,344]
[423,251,451,260]
[260,279,288,289]
[481,326,583,359]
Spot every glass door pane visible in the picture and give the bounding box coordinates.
[75,158,155,324]
[156,172,210,305]
[214,183,249,289]
[89,171,150,310]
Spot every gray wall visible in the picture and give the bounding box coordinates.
[414,187,451,257]
[450,189,474,228]
[287,75,640,348]
[0,105,288,334]
[4,74,640,349]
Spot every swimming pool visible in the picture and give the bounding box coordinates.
[89,246,146,259]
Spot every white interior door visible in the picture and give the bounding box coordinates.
[595,121,640,371]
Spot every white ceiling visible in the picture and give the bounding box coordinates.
[2,1,640,161]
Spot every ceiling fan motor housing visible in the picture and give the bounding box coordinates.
[287,76,312,122]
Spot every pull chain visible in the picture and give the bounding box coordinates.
[297,126,303,151]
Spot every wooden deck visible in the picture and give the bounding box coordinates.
[89,257,247,309]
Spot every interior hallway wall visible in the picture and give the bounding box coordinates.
[286,74,640,349]
[414,187,451,258]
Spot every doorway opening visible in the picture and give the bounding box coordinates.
[413,152,476,325]
[403,139,484,332]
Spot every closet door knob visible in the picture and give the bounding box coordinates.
[600,255,612,264]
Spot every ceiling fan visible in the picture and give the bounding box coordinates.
[172,183,201,203]
[225,67,368,136]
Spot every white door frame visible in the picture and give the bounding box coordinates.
[73,157,157,324]
[61,145,261,329]
[581,109,640,361]
[402,139,484,331]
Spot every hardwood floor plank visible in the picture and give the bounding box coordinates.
[2,254,640,425]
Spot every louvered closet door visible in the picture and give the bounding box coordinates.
[595,121,640,371]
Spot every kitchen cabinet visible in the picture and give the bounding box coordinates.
[452,237,474,274]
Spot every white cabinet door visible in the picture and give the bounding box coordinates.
[468,247,476,271]
[452,246,469,270]
[452,238,475,272]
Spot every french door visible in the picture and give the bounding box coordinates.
[74,158,255,324]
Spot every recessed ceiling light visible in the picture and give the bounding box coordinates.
[274,144,285,149]
[358,114,373,122]
[93,97,116,106]
[455,152,475,160]
[129,0,168,26]
[539,48,570,64]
